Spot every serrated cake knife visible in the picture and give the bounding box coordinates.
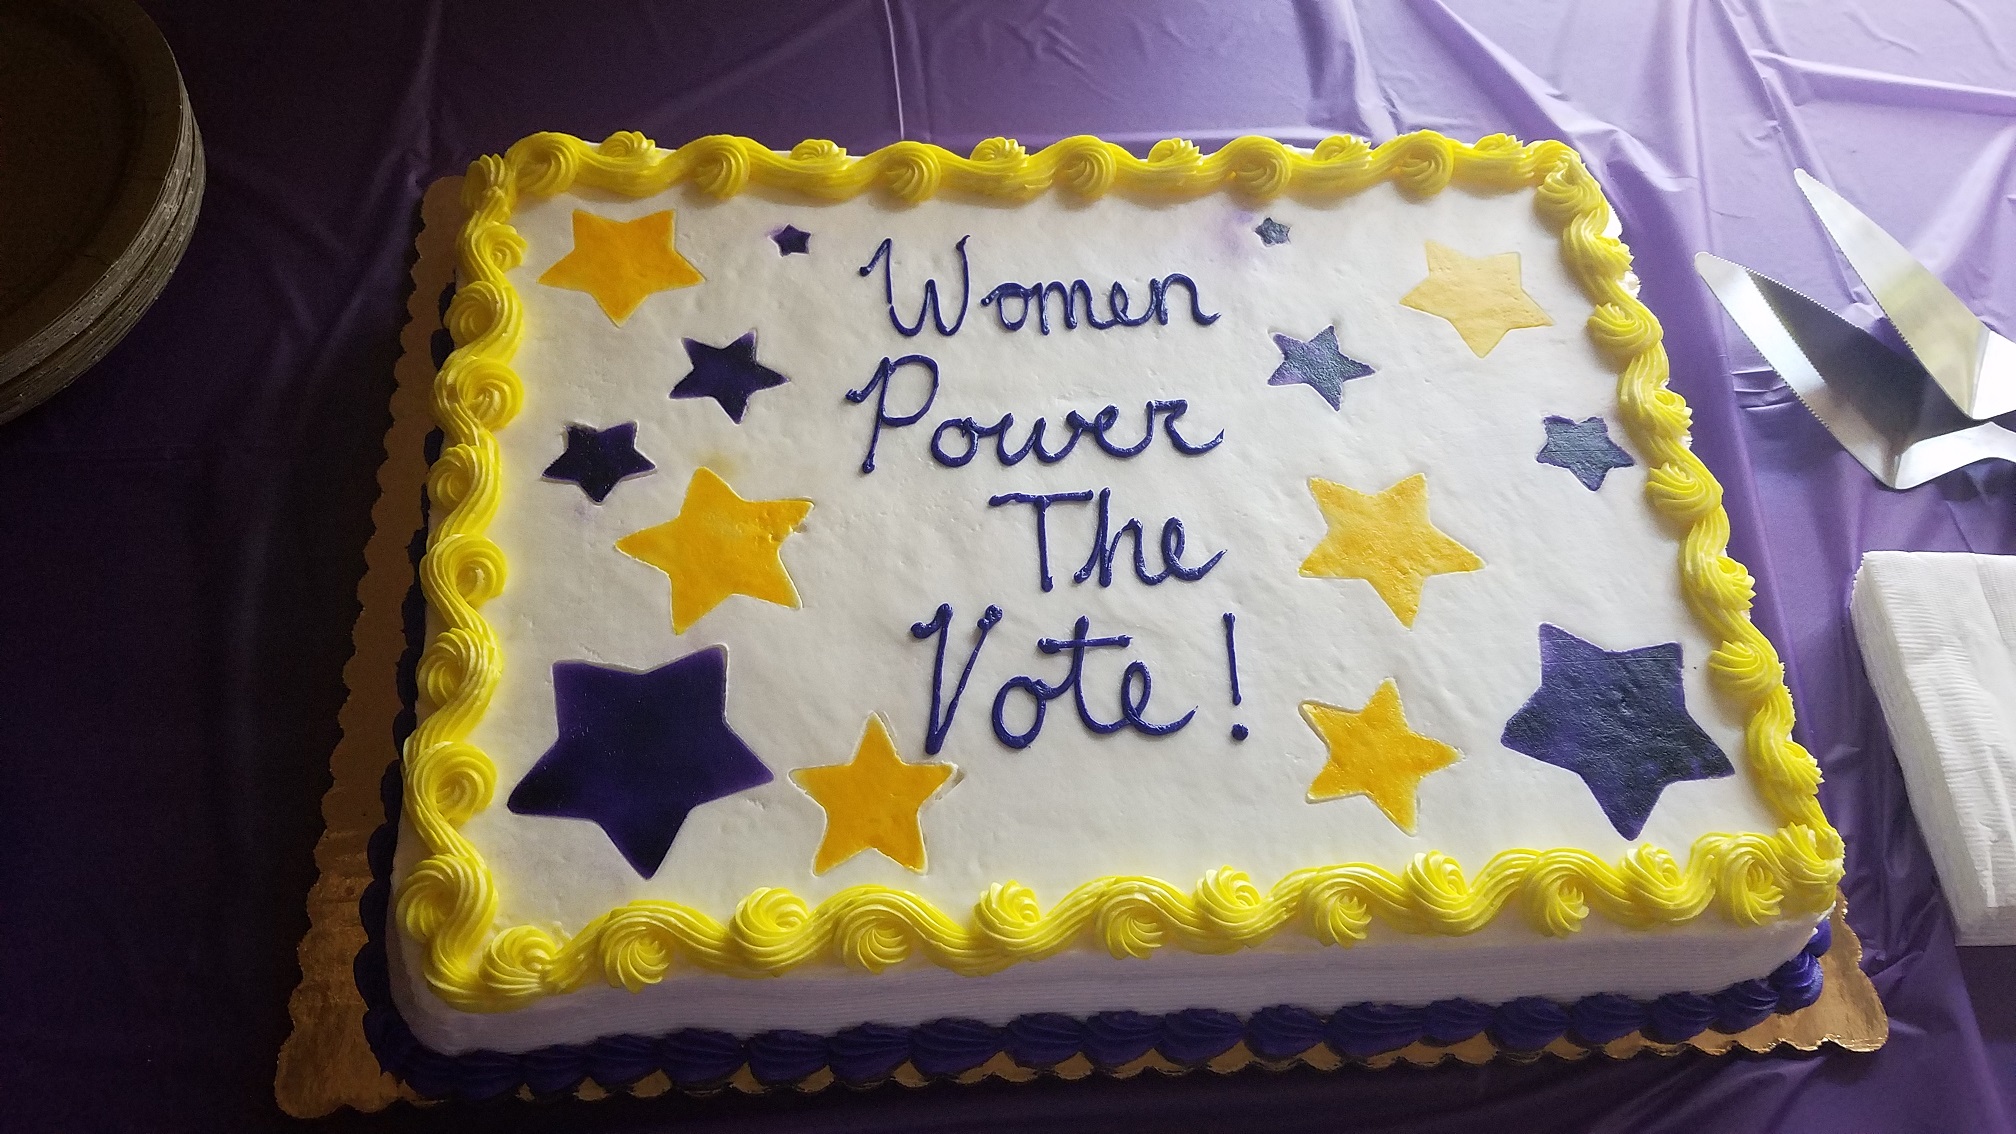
[1793,170,2016,422]
[1695,252,2016,490]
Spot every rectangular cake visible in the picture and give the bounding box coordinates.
[366,130,1843,1091]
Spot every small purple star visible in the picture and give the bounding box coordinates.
[1268,326,1374,410]
[542,422,656,503]
[771,225,811,255]
[1255,217,1290,246]
[507,648,773,878]
[671,331,790,423]
[1537,415,1634,491]
[1501,624,1732,839]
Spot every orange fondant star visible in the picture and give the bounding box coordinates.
[615,467,811,634]
[1399,241,1552,356]
[538,209,704,325]
[1302,679,1459,834]
[791,714,956,874]
[1300,473,1483,627]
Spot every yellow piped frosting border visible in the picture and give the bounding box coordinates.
[403,130,1843,1012]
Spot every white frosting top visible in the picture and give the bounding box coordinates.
[429,176,1780,940]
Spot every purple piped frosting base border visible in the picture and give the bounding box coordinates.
[358,479,1826,1102]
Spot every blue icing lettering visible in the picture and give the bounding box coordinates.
[858,237,970,338]
[909,603,1003,756]
[990,488,1224,591]
[987,491,1094,592]
[922,399,1222,472]
[1073,488,1224,588]
[843,354,939,474]
[980,274,1219,334]
[858,235,1218,339]
[990,616,1196,749]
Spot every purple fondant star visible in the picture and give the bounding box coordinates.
[507,648,772,877]
[771,225,811,255]
[1268,326,1374,411]
[1255,217,1290,246]
[1500,624,1732,838]
[671,331,789,423]
[1537,415,1634,491]
[542,421,656,503]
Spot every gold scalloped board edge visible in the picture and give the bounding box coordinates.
[396,129,1844,1012]
[275,177,466,1119]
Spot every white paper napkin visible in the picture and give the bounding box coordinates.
[1852,550,2016,945]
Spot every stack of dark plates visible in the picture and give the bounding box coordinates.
[0,0,204,424]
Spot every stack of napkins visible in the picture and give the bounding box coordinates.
[1852,551,2016,945]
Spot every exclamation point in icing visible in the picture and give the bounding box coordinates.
[1223,612,1248,741]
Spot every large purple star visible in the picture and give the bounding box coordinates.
[671,331,790,423]
[507,648,772,878]
[1500,624,1732,838]
[542,421,655,503]
[1268,326,1374,410]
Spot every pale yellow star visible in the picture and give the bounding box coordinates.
[1302,679,1459,834]
[615,467,811,634]
[538,209,704,325]
[791,714,956,874]
[1300,473,1482,627]
[1400,241,1552,356]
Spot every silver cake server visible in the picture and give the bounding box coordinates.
[1793,170,2016,421]
[1695,252,2016,490]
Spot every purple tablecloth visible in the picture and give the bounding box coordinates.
[6,2,2014,1129]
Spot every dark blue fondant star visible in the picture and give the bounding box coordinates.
[771,225,811,255]
[507,648,773,878]
[671,331,790,423]
[1537,415,1635,491]
[1268,326,1375,410]
[1255,217,1290,246]
[542,422,656,503]
[1501,624,1732,839]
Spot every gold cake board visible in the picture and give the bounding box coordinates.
[273,176,1888,1120]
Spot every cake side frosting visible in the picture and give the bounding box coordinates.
[398,130,1843,1022]
[363,754,1829,1088]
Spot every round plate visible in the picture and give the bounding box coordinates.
[0,0,203,421]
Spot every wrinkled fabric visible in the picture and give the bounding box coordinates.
[3,1,2013,1129]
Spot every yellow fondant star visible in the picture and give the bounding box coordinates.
[1302,679,1459,834]
[538,209,704,325]
[1300,473,1482,627]
[615,467,812,634]
[1399,241,1552,356]
[791,714,956,874]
